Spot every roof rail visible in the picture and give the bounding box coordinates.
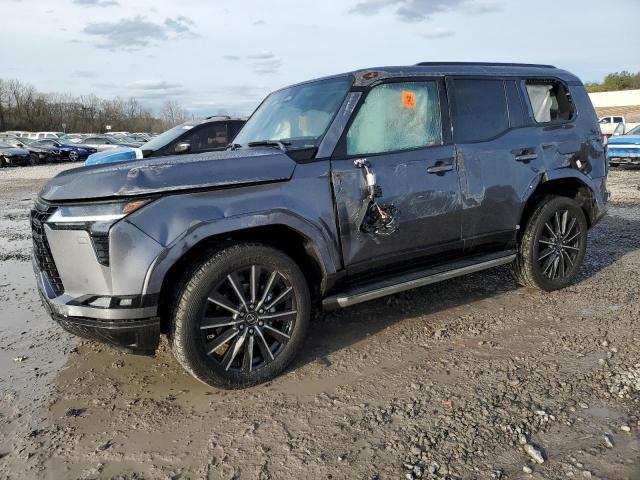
[206,115,232,120]
[415,62,556,68]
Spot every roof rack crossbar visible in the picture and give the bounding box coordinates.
[415,62,556,69]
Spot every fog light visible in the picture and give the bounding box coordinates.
[119,298,133,307]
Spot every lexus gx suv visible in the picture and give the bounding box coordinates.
[32,63,609,388]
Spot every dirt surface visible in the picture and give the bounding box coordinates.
[1,164,639,480]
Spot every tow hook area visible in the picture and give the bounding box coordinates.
[354,159,398,237]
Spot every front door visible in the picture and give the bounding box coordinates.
[331,78,463,277]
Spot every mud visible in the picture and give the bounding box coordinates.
[1,164,639,479]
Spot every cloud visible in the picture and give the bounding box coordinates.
[73,0,119,6]
[74,70,97,78]
[248,51,283,74]
[421,27,454,38]
[252,19,265,25]
[224,55,241,61]
[83,15,197,50]
[126,80,188,97]
[164,16,197,36]
[349,0,499,22]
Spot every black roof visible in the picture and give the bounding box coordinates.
[284,62,581,91]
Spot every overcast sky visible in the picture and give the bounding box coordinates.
[2,0,639,116]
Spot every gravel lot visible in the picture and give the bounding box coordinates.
[1,164,639,480]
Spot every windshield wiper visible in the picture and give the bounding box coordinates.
[247,140,290,152]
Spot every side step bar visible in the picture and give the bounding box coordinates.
[323,253,516,309]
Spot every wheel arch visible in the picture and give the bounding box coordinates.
[519,172,598,238]
[153,223,332,333]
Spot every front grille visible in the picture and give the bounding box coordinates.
[31,200,65,296]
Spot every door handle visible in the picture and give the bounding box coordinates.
[427,164,454,174]
[514,153,538,162]
[512,148,538,162]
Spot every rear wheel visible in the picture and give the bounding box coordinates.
[169,243,310,389]
[512,196,588,291]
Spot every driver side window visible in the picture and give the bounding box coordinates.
[346,81,443,156]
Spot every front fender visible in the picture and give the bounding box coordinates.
[140,209,340,295]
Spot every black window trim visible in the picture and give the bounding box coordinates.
[520,77,577,126]
[332,75,452,160]
[446,75,512,144]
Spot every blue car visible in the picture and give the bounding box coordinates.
[607,124,640,166]
[35,139,97,162]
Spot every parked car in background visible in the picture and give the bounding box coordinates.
[0,141,32,166]
[607,124,640,166]
[4,131,31,138]
[34,139,97,161]
[599,115,625,138]
[35,63,608,388]
[27,132,66,140]
[85,116,246,165]
[81,135,140,152]
[3,137,61,164]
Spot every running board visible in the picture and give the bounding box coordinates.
[322,252,516,309]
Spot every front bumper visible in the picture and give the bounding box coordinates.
[31,198,165,353]
[36,262,161,353]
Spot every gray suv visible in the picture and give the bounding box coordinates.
[33,63,609,388]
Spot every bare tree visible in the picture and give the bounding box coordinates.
[0,78,186,133]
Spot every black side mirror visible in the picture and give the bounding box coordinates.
[175,142,191,154]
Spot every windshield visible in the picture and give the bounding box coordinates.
[234,76,353,148]
[0,142,12,148]
[626,125,640,136]
[142,122,196,152]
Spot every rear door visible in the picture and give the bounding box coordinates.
[449,77,541,252]
[331,78,463,277]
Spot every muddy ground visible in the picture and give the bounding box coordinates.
[0,164,639,480]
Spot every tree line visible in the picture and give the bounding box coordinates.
[0,78,189,133]
[585,71,640,93]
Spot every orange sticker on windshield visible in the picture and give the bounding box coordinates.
[402,90,416,109]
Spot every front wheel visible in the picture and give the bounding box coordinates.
[68,150,79,162]
[512,196,588,291]
[169,243,310,389]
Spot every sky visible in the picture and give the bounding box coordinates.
[2,0,639,117]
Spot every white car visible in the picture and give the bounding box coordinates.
[599,116,625,136]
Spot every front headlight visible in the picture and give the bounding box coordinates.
[48,199,151,224]
[46,199,153,267]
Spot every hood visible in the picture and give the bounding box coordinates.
[39,147,297,202]
[0,147,29,156]
[608,135,640,145]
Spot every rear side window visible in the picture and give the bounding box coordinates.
[451,79,509,143]
[346,81,443,156]
[525,80,574,123]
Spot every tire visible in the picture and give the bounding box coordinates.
[29,153,38,166]
[512,196,588,291]
[169,243,311,389]
[45,154,53,164]
[609,162,619,167]
[68,150,79,162]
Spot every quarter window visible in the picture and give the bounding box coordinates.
[346,81,443,156]
[525,80,574,123]
[451,79,509,143]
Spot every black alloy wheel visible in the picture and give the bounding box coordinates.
[536,209,583,280]
[201,264,297,373]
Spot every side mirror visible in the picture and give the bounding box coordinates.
[175,142,191,154]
